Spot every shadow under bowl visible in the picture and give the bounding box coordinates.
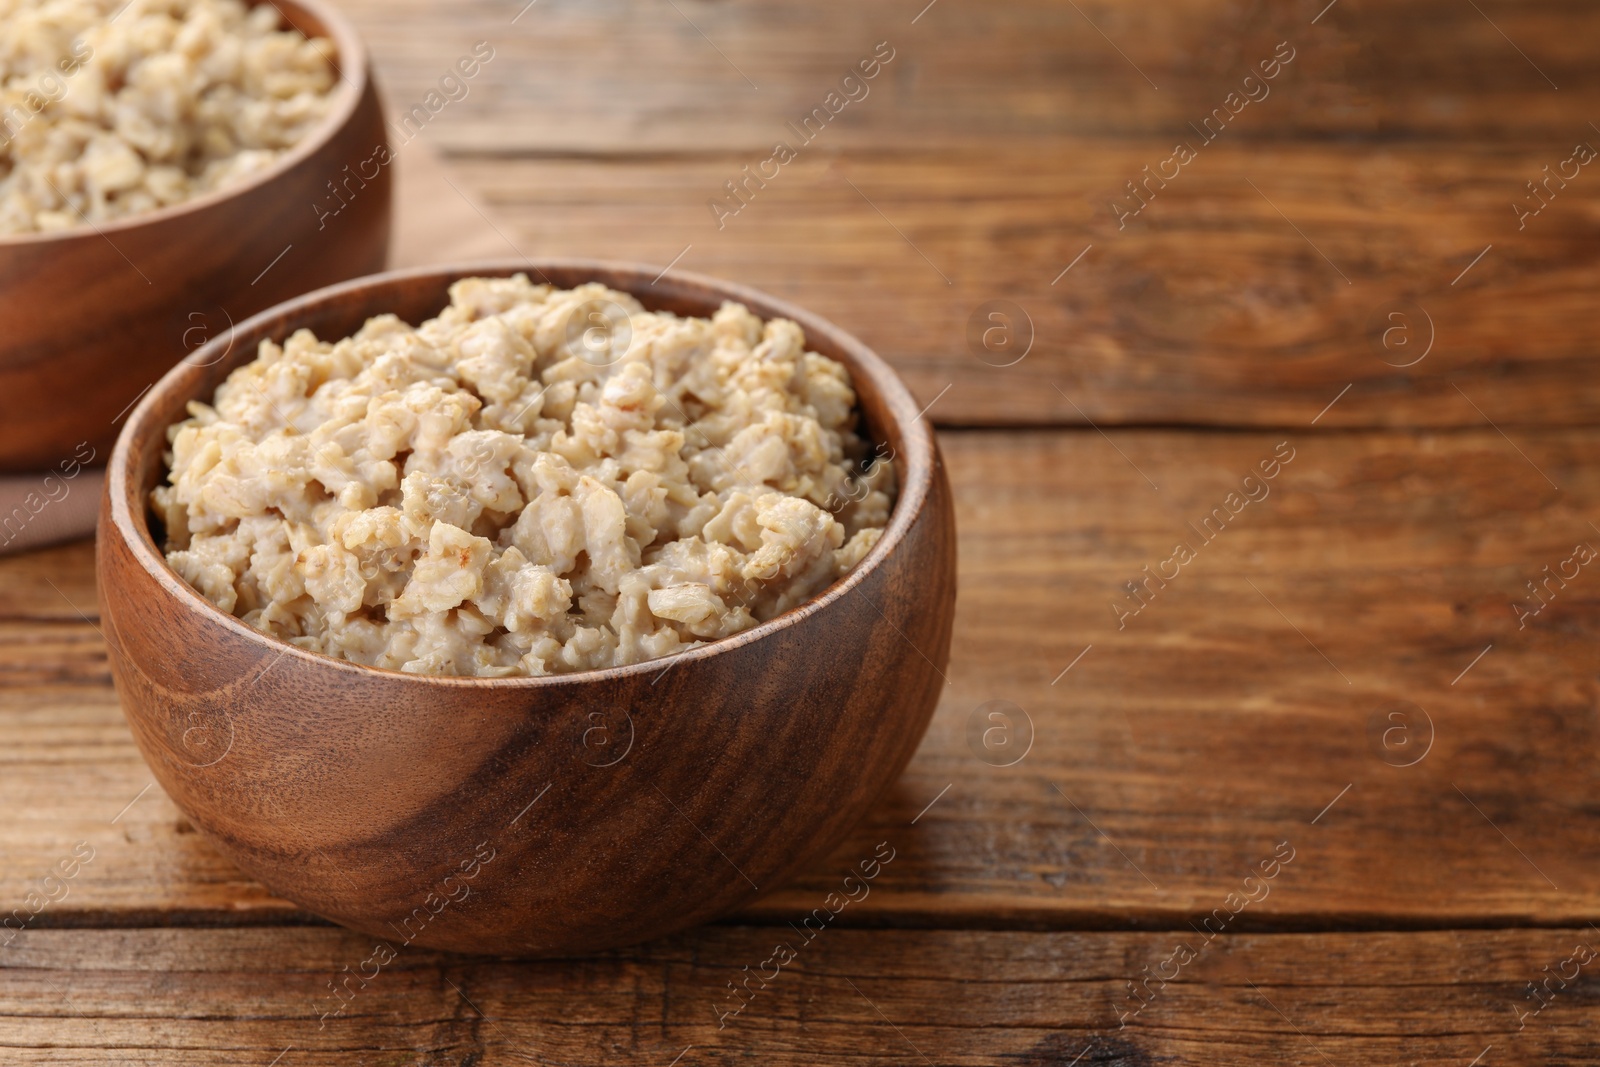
[96,260,956,956]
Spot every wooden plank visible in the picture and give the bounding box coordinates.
[321,0,1600,429]
[0,541,96,621]
[438,143,1600,429]
[2,427,1597,928]
[775,425,1600,926]
[333,0,1600,153]
[0,926,1591,1064]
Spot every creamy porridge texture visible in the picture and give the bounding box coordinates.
[0,0,338,234]
[153,277,896,677]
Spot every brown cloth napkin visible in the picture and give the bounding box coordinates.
[0,142,514,557]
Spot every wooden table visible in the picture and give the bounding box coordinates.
[5,0,1599,1062]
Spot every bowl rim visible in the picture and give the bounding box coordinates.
[0,0,370,248]
[105,259,937,689]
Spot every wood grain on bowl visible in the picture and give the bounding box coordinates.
[0,0,392,473]
[95,261,956,956]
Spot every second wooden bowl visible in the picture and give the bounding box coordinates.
[97,261,956,956]
[0,0,391,472]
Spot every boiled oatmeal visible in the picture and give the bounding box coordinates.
[152,277,896,677]
[0,0,338,234]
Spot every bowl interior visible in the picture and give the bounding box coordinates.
[111,260,933,686]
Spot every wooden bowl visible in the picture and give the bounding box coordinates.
[0,0,390,473]
[97,261,956,956]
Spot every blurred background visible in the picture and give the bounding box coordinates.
[354,0,1598,430]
